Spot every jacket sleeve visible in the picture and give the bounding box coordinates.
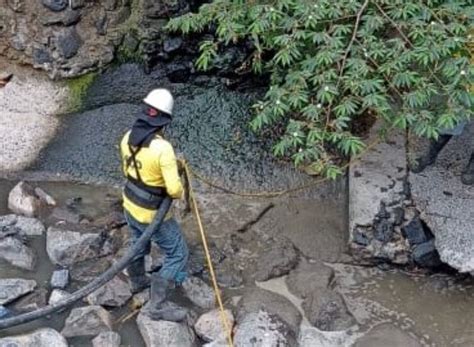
[159,142,184,199]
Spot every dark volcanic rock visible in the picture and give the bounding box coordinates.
[56,28,82,59]
[412,240,442,268]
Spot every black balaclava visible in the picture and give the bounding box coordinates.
[128,107,171,147]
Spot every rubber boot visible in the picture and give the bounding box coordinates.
[141,274,188,322]
[461,153,474,185]
[127,257,150,294]
[411,135,452,173]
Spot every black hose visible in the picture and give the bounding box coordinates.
[0,197,172,330]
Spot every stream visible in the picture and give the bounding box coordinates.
[0,179,473,346]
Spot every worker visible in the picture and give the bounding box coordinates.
[120,88,189,322]
[410,122,473,185]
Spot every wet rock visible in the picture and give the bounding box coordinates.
[286,260,334,299]
[51,207,83,224]
[46,227,105,266]
[12,288,48,312]
[92,331,121,347]
[70,257,112,282]
[0,214,45,236]
[412,240,442,268]
[0,328,68,347]
[94,211,127,230]
[8,181,43,217]
[354,323,421,347]
[86,276,132,307]
[137,313,196,347]
[303,289,356,331]
[50,269,70,289]
[42,0,68,12]
[238,287,301,335]
[204,258,243,288]
[188,243,225,276]
[33,187,55,206]
[48,289,69,305]
[234,310,296,347]
[195,309,234,342]
[0,278,36,305]
[62,305,113,337]
[0,237,36,270]
[254,237,298,281]
[182,276,215,309]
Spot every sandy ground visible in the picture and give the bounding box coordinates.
[0,59,68,173]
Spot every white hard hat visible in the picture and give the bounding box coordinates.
[143,88,174,115]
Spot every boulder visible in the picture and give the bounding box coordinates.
[12,288,47,312]
[182,276,215,309]
[86,276,132,307]
[50,269,70,289]
[237,287,301,335]
[286,260,334,299]
[92,331,121,347]
[0,214,45,236]
[195,309,234,342]
[61,305,112,337]
[48,289,69,306]
[34,187,56,206]
[354,323,421,347]
[8,182,43,217]
[412,240,442,268]
[0,278,37,305]
[46,227,105,266]
[0,328,68,347]
[254,237,298,281]
[234,310,296,347]
[136,313,196,347]
[0,236,36,270]
[303,289,356,331]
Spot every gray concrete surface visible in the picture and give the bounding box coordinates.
[0,60,68,172]
[409,122,474,273]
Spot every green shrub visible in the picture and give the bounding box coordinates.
[167,0,473,178]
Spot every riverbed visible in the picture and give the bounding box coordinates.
[0,179,472,346]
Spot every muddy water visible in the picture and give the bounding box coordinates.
[0,180,149,347]
[332,264,474,346]
[0,180,473,347]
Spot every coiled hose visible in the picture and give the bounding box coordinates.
[0,197,172,330]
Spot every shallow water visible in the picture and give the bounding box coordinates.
[0,180,473,347]
[332,263,474,346]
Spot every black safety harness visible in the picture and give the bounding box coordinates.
[124,144,168,209]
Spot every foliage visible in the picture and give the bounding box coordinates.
[168,0,473,178]
[65,72,97,113]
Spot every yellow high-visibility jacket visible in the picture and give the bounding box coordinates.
[120,131,183,224]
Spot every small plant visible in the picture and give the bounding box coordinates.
[167,0,473,178]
